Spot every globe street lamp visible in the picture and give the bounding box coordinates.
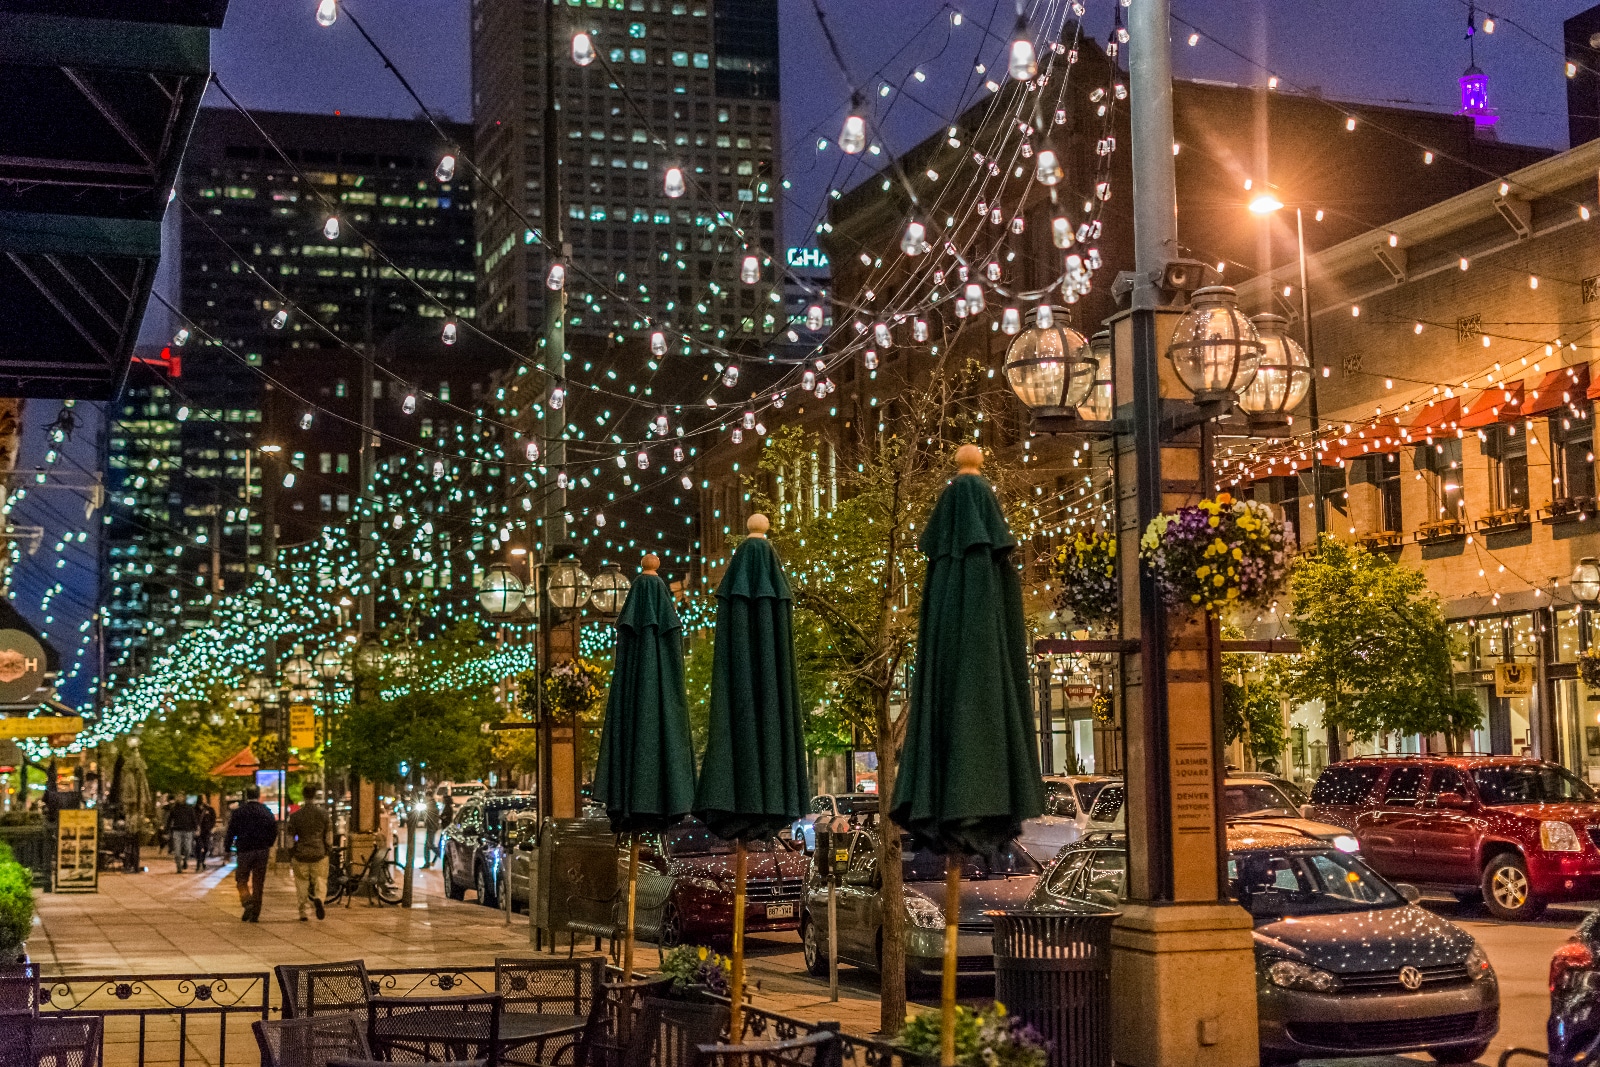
[1001,311,1096,416]
[313,646,345,682]
[546,556,593,613]
[1166,285,1263,405]
[282,655,314,690]
[587,564,632,617]
[1239,313,1311,438]
[1573,558,1600,607]
[478,562,527,620]
[1077,330,1115,423]
[354,637,386,677]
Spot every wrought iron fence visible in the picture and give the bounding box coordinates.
[738,1002,921,1067]
[365,965,497,999]
[40,971,271,1067]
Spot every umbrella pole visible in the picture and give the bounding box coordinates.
[623,834,640,979]
[729,838,748,1043]
[941,857,960,1067]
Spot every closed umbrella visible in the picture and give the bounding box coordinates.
[890,445,1043,1066]
[693,513,809,1041]
[592,553,696,980]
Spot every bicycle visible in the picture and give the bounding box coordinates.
[325,841,404,906]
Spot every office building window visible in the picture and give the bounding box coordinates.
[319,494,332,511]
[319,452,332,474]
[1416,439,1464,520]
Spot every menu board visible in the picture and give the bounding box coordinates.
[55,809,98,893]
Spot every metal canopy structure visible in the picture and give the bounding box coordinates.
[0,0,227,399]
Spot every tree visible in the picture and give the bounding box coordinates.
[135,686,256,797]
[744,359,1016,1035]
[1221,655,1289,771]
[1287,539,1480,746]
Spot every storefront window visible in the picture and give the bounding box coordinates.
[1557,607,1581,663]
[1511,613,1538,660]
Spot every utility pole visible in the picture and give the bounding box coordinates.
[1107,2,1259,1063]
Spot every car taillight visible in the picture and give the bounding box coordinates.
[1551,940,1595,992]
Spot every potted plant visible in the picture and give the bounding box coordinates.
[897,1002,1048,1067]
[1052,530,1119,631]
[659,944,731,1000]
[0,841,35,967]
[1138,493,1290,616]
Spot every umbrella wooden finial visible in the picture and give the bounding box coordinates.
[746,513,770,538]
[955,443,984,475]
[642,553,660,574]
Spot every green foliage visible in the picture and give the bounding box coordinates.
[897,1003,1047,1067]
[1222,655,1289,768]
[1288,539,1481,743]
[133,686,257,796]
[658,944,730,994]
[327,623,499,785]
[0,841,35,952]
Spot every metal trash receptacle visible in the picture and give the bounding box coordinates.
[991,910,1118,1067]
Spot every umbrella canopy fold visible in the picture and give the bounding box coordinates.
[693,517,810,841]
[592,568,697,833]
[891,456,1044,856]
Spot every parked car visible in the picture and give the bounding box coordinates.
[494,809,541,912]
[1550,909,1600,1066]
[1305,754,1600,920]
[629,817,810,946]
[791,794,879,852]
[440,792,537,906]
[433,780,486,804]
[1016,774,1118,861]
[799,827,1040,983]
[1028,824,1499,1065]
[1082,775,1319,833]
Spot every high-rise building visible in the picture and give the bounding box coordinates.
[471,0,782,343]
[1566,3,1600,147]
[104,109,482,684]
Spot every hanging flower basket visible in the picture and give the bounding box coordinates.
[1579,647,1600,690]
[1052,530,1119,629]
[1139,494,1291,615]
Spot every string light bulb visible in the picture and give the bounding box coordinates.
[1008,19,1037,80]
[572,32,596,66]
[1052,216,1073,248]
[663,167,686,198]
[913,319,929,342]
[839,111,867,155]
[315,0,338,26]
[526,441,539,462]
[1034,146,1063,185]
[442,320,458,345]
[402,393,417,414]
[435,154,456,182]
[740,255,760,284]
[323,216,340,240]
[805,305,824,331]
[173,328,190,347]
[900,219,928,256]
[650,331,667,355]
[546,263,566,290]
[271,309,289,330]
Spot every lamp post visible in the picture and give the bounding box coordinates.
[313,644,345,849]
[1248,193,1326,538]
[1573,559,1600,651]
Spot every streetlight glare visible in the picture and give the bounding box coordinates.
[1248,192,1284,215]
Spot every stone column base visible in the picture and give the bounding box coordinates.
[1111,902,1259,1067]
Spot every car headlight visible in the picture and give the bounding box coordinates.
[1266,959,1340,993]
[678,875,724,892]
[1332,835,1360,853]
[1542,820,1583,852]
[905,893,945,930]
[1466,942,1495,982]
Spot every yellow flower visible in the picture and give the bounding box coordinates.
[1227,587,1240,599]
[1190,594,1201,603]
[1197,565,1210,579]
[1207,516,1219,527]
[1232,548,1243,560]
[1213,574,1225,586]
[697,947,708,961]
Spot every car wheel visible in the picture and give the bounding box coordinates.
[1481,852,1545,921]
[444,859,466,901]
[659,902,684,947]
[1428,1041,1490,1064]
[475,863,499,908]
[801,914,828,977]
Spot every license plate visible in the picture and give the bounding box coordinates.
[765,903,794,919]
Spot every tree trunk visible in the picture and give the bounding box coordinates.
[401,767,419,907]
[874,690,907,1036]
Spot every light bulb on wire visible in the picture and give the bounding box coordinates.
[435,154,456,182]
[323,216,340,240]
[315,0,338,27]
[1034,147,1063,185]
[571,32,595,66]
[1008,19,1037,80]
[441,320,457,345]
[900,218,928,256]
[663,167,686,198]
[839,110,867,155]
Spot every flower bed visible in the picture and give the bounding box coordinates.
[1139,494,1290,615]
[659,944,731,996]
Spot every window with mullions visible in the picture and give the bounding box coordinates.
[1416,438,1464,520]
[1551,409,1596,503]
[1483,424,1529,512]
[1376,452,1402,531]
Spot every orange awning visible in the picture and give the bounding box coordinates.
[1407,397,1461,441]
[1525,364,1589,415]
[208,746,307,778]
[1459,380,1525,429]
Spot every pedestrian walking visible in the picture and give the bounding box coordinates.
[165,795,199,872]
[286,786,332,921]
[422,796,440,867]
[225,786,278,922]
[195,797,217,871]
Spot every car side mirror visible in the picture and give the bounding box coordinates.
[1433,792,1470,809]
[1395,882,1422,904]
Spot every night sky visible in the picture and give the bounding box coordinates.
[47,0,1596,711]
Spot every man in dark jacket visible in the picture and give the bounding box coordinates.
[224,786,278,922]
[195,798,218,871]
[165,795,199,872]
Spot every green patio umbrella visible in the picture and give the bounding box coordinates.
[890,445,1043,1066]
[693,513,809,1041]
[592,553,696,980]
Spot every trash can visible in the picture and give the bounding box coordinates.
[990,910,1118,1067]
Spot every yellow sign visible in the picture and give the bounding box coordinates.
[1495,662,1535,698]
[56,808,98,893]
[288,705,316,750]
[0,715,82,739]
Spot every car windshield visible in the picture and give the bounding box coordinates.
[1473,765,1595,805]
[662,824,781,856]
[1088,784,1124,823]
[901,840,1040,883]
[834,796,878,816]
[1075,780,1112,808]
[1223,784,1297,816]
[483,797,538,830]
[1229,847,1403,917]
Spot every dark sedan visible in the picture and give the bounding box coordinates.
[1028,825,1499,1065]
[441,792,537,907]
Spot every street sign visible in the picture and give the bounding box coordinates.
[0,715,81,739]
[1495,662,1534,698]
[288,705,316,750]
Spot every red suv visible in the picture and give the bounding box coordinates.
[1305,755,1600,921]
